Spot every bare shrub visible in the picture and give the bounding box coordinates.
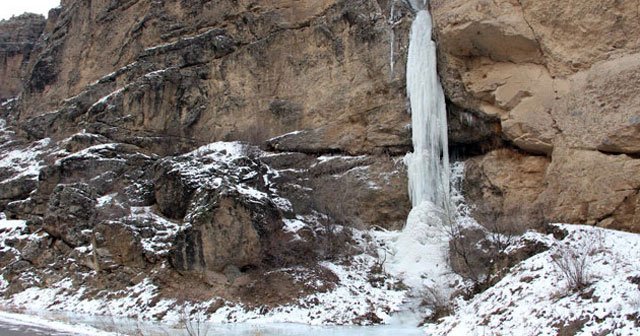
[551,247,591,291]
[179,307,210,336]
[314,218,355,260]
[551,232,605,292]
[447,226,496,285]
[420,286,453,324]
[479,205,530,251]
[442,171,525,292]
[236,118,274,148]
[310,172,368,229]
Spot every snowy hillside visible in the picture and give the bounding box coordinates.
[426,225,640,336]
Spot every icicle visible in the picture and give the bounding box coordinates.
[404,9,450,209]
[389,0,396,78]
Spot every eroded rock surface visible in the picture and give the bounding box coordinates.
[0,14,46,101]
[433,0,640,232]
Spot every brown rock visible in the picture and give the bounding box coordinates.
[17,0,411,156]
[0,14,45,100]
[434,0,640,232]
[43,183,98,247]
[463,149,548,232]
[94,222,146,268]
[538,148,640,231]
[170,191,283,272]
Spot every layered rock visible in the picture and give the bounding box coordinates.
[1,0,413,233]
[433,0,640,232]
[17,0,413,156]
[0,14,46,101]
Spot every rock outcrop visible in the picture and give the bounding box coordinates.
[16,0,413,156]
[0,14,46,101]
[433,0,640,232]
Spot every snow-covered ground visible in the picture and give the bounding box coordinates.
[1,240,408,327]
[1,134,639,335]
[0,311,117,335]
[426,224,640,336]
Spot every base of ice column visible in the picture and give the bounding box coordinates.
[387,201,451,291]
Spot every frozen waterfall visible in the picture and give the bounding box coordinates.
[405,9,450,208]
[387,5,453,292]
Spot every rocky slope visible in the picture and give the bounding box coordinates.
[0,0,417,322]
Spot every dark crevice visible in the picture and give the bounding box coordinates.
[597,148,640,159]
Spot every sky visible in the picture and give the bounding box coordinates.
[0,0,60,21]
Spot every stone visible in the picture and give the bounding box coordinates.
[170,191,283,273]
[434,0,640,232]
[0,14,46,100]
[538,148,640,232]
[16,0,411,158]
[463,149,548,232]
[43,183,98,247]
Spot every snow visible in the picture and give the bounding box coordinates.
[0,311,118,336]
[282,218,306,234]
[2,256,407,327]
[0,132,52,183]
[0,97,17,107]
[166,141,297,212]
[89,61,138,86]
[89,88,124,109]
[315,154,367,165]
[143,68,173,78]
[426,225,640,335]
[55,143,122,164]
[207,254,407,326]
[0,219,26,231]
[144,28,222,52]
[266,130,304,142]
[0,219,28,260]
[129,206,181,255]
[1,221,408,328]
[0,275,7,290]
[96,193,116,207]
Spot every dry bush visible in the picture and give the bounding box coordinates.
[420,286,453,324]
[236,118,275,148]
[308,172,369,260]
[179,307,210,336]
[551,231,605,291]
[310,172,368,229]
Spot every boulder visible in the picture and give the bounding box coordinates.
[463,149,548,232]
[538,148,640,231]
[43,183,97,247]
[170,190,283,272]
[433,0,640,231]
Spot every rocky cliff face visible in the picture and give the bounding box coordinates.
[0,14,46,101]
[0,0,415,316]
[433,0,640,233]
[7,0,416,230]
[17,0,413,155]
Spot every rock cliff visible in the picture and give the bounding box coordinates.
[432,0,640,233]
[0,14,46,101]
[0,0,416,318]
